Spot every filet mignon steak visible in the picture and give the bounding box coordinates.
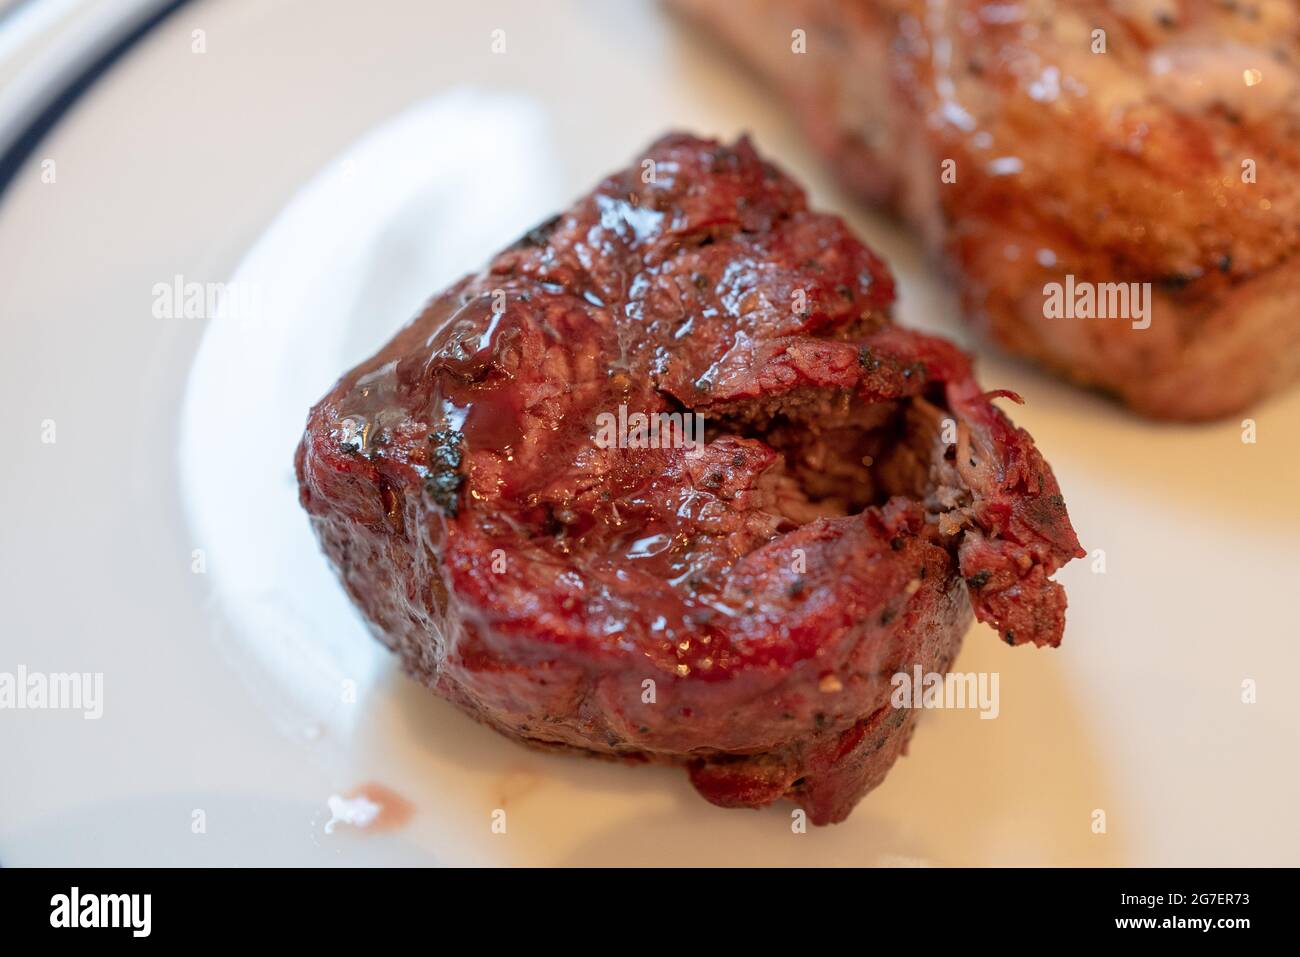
[296,133,1083,824]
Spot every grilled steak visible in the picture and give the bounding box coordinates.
[672,0,1300,420]
[296,133,1083,824]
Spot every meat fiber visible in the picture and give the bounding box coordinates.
[296,133,1082,824]
[672,0,1300,420]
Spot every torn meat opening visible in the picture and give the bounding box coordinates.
[707,384,961,548]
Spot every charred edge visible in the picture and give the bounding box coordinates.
[426,428,466,517]
[858,346,881,372]
[512,213,563,250]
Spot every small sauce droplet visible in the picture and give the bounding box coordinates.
[323,782,414,834]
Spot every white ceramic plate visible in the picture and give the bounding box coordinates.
[2,0,1298,866]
